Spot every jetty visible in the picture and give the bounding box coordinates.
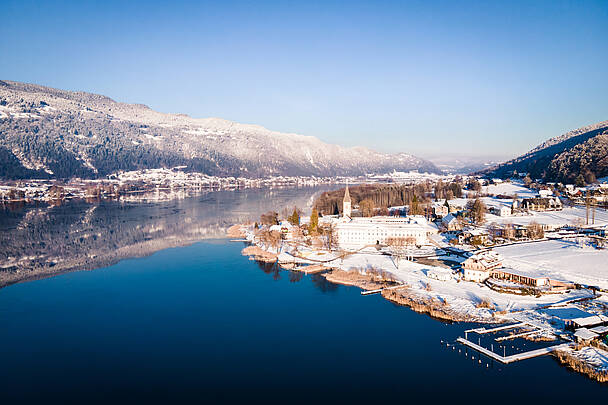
[361,284,407,295]
[456,337,571,364]
[294,264,330,274]
[465,322,527,335]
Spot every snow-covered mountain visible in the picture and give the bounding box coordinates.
[0,80,439,179]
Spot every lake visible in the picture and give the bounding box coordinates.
[0,187,606,403]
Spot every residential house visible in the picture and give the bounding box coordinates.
[459,229,490,245]
[441,213,461,232]
[462,251,502,282]
[490,205,511,217]
[521,197,563,212]
[433,203,449,219]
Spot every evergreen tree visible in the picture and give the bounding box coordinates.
[288,207,300,226]
[309,209,319,233]
[411,195,422,215]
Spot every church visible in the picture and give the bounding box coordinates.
[335,186,435,250]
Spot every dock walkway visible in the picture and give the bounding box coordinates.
[361,284,407,295]
[294,264,330,274]
[456,337,570,364]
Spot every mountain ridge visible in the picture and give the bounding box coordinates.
[0,80,440,179]
[479,120,608,183]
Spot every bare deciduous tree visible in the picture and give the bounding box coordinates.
[359,198,376,217]
[526,221,544,240]
[386,236,414,267]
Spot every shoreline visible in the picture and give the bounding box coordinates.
[553,347,608,383]
[232,221,608,383]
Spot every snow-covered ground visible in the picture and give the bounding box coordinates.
[486,206,608,228]
[321,249,592,321]
[495,240,608,289]
[481,182,537,198]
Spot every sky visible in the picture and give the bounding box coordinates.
[1,0,607,160]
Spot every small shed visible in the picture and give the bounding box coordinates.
[574,328,599,343]
[589,325,608,335]
[565,315,608,330]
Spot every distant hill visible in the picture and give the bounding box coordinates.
[0,80,439,179]
[479,121,608,184]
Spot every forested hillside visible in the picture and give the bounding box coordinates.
[480,121,608,184]
[0,80,439,179]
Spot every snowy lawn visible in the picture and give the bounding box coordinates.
[495,240,608,289]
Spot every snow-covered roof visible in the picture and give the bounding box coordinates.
[569,315,608,327]
[442,214,458,224]
[493,267,549,280]
[589,325,608,334]
[466,229,489,236]
[574,328,599,340]
[464,251,502,269]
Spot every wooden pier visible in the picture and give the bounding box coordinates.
[294,264,330,274]
[361,284,407,295]
[465,322,526,335]
[495,329,542,342]
[456,337,570,364]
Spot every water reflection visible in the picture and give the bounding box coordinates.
[310,273,339,293]
[253,259,338,292]
[255,261,282,281]
[288,271,304,283]
[0,185,338,288]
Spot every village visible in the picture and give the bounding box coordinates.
[234,175,608,382]
[0,168,359,203]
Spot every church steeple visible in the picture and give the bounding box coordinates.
[343,185,352,218]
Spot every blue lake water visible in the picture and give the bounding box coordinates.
[0,188,607,403]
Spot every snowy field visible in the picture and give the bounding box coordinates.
[480,182,537,198]
[486,206,608,228]
[495,240,608,289]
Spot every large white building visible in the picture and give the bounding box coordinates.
[335,188,436,250]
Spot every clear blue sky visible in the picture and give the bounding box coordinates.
[2,0,607,159]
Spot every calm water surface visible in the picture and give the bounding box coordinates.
[0,188,606,403]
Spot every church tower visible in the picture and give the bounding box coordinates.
[343,185,351,218]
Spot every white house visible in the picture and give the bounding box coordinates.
[441,213,461,231]
[490,205,511,217]
[433,203,449,218]
[462,251,502,282]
